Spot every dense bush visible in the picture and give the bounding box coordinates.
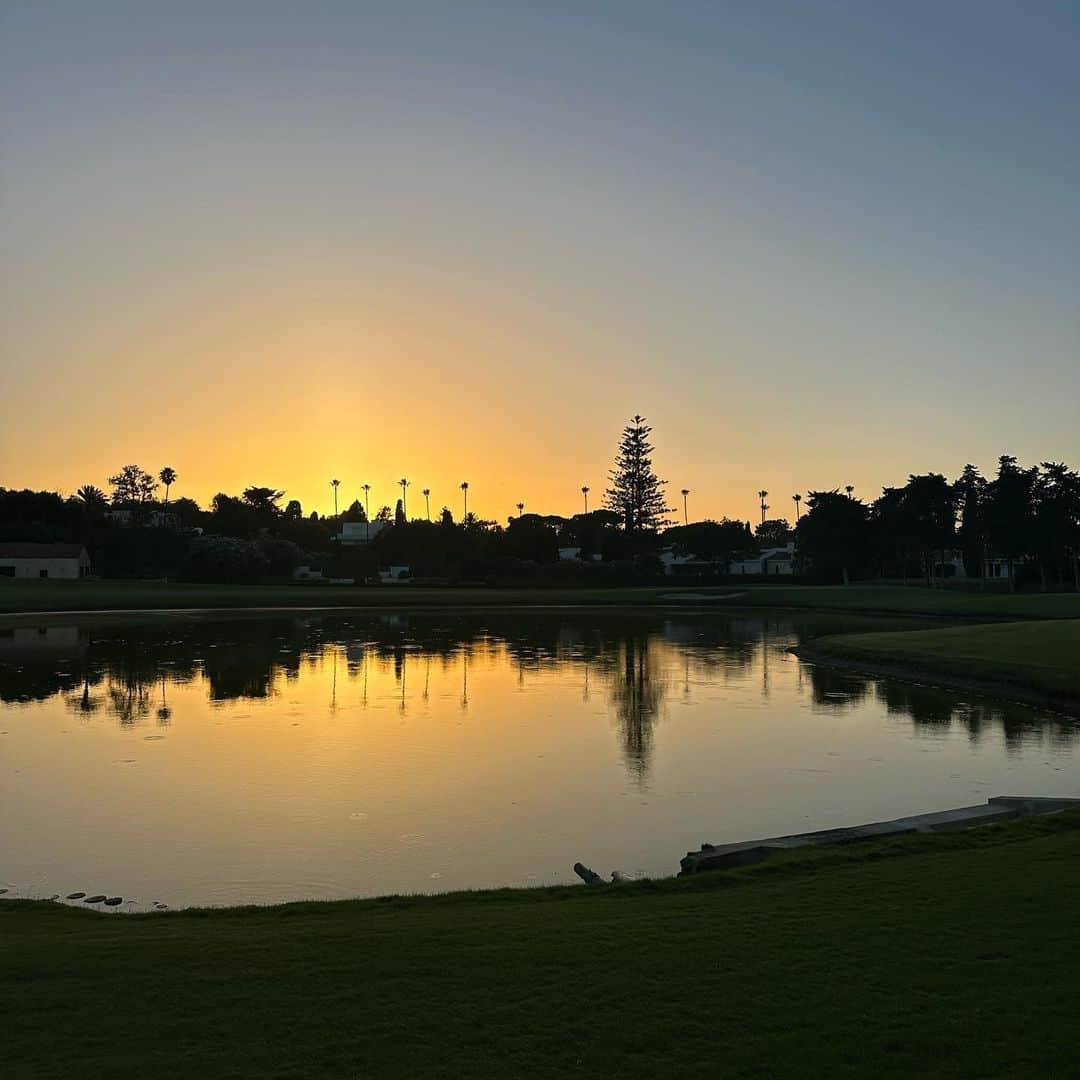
[253,535,304,579]
[178,536,269,584]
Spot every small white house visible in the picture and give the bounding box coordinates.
[660,549,701,575]
[338,520,389,545]
[729,543,796,576]
[0,543,91,580]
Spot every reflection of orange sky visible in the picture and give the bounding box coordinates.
[5,623,1072,908]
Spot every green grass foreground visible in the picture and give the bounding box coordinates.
[3,578,1080,620]
[4,814,1080,1078]
[808,619,1080,703]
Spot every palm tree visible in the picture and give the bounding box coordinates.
[516,501,524,517]
[460,481,469,523]
[76,484,107,509]
[331,478,341,516]
[758,490,769,527]
[845,485,855,498]
[399,478,410,519]
[680,488,690,525]
[158,467,177,509]
[360,483,372,540]
[422,488,431,520]
[581,485,590,514]
[792,493,802,520]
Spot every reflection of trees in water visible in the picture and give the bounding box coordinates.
[874,679,1080,752]
[801,661,1080,752]
[805,663,874,710]
[603,633,666,783]
[4,614,1076,763]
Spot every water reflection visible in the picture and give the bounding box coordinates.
[4,611,1080,907]
[2,613,1077,775]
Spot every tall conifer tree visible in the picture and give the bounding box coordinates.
[604,415,671,531]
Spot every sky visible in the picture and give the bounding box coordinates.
[2,1,1078,525]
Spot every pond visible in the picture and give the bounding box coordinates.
[1,610,1077,908]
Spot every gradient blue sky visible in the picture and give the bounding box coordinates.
[2,1,1078,522]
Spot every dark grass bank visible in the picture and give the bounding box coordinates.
[4,812,1080,1078]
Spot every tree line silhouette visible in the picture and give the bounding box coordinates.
[1,416,1077,589]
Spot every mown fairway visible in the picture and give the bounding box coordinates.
[810,618,1080,700]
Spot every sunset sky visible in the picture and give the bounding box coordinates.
[3,2,1078,525]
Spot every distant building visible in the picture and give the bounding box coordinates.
[558,547,601,562]
[0,543,91,580]
[729,543,796,577]
[930,550,968,580]
[931,551,1014,582]
[378,565,411,583]
[337,521,389,545]
[659,548,724,576]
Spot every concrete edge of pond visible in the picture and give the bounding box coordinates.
[791,644,1080,714]
[679,796,1080,874]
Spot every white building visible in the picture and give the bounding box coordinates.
[729,543,796,577]
[659,548,725,575]
[0,543,91,580]
[337,520,389,545]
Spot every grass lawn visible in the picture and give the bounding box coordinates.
[2,578,1080,620]
[807,619,1080,702]
[4,813,1080,1078]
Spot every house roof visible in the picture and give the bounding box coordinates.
[0,543,87,559]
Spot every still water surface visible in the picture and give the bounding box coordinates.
[2,611,1077,908]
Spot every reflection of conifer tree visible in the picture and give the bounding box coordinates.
[608,634,665,783]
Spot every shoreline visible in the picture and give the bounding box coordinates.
[6,813,1080,1074]
[0,600,952,631]
[794,642,1080,714]
[3,580,1080,625]
[3,806,1078,919]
